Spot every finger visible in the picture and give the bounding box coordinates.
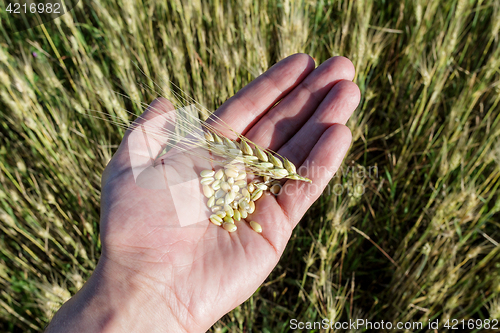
[277,80,360,167]
[277,124,352,226]
[103,98,175,182]
[207,53,315,138]
[244,56,355,150]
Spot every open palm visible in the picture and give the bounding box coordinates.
[97,54,360,332]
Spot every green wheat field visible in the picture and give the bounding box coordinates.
[1,0,500,332]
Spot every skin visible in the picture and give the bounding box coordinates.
[45,53,360,333]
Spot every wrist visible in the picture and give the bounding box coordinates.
[45,258,190,333]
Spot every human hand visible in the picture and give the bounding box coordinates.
[46,54,360,333]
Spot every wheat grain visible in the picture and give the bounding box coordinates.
[239,208,248,219]
[222,223,237,233]
[240,140,253,155]
[203,185,214,198]
[221,182,231,192]
[224,205,234,217]
[209,215,222,226]
[214,169,224,180]
[283,158,297,174]
[211,180,221,190]
[200,170,215,177]
[251,189,263,201]
[225,168,239,178]
[223,216,235,224]
[241,188,250,198]
[200,177,215,185]
[254,146,268,162]
[233,209,241,221]
[216,211,226,219]
[248,201,255,214]
[268,153,283,168]
[255,183,268,191]
[239,200,250,211]
[249,221,262,233]
[235,172,247,180]
[231,201,239,210]
[235,180,247,188]
[214,189,225,199]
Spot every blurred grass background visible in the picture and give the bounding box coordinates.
[1,0,500,331]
